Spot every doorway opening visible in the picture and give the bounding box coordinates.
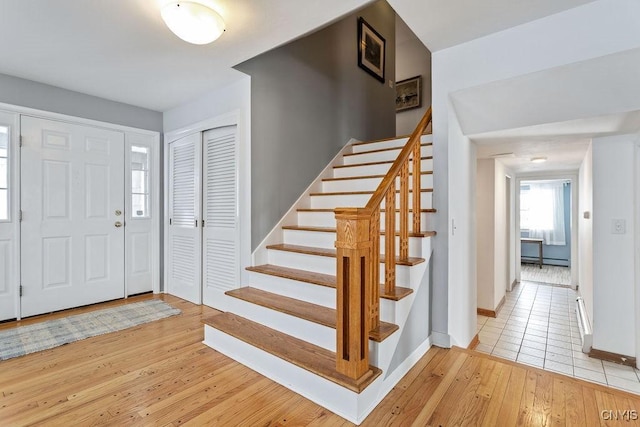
[519,179,572,287]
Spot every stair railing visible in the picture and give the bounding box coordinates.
[334,107,432,380]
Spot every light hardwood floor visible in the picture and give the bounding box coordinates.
[1,294,639,426]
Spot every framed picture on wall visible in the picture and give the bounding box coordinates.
[357,17,386,83]
[395,76,422,112]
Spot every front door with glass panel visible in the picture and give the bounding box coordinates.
[20,116,125,317]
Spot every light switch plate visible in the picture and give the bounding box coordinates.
[612,219,626,234]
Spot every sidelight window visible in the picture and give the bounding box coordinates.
[0,126,8,221]
[131,145,150,218]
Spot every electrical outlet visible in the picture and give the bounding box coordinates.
[612,219,626,234]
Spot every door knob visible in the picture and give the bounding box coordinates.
[115,221,123,228]
[115,210,122,216]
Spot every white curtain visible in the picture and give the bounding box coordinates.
[527,182,566,245]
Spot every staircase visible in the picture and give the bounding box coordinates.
[203,111,435,424]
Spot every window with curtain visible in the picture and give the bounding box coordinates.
[520,181,566,245]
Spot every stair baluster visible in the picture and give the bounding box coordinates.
[334,107,432,380]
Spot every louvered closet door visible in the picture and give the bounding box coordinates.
[167,133,201,304]
[202,126,239,306]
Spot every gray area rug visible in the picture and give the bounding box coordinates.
[521,264,571,286]
[0,299,181,360]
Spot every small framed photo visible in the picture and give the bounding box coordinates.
[395,76,422,112]
[357,17,386,83]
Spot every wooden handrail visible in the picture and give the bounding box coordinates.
[334,107,432,380]
[365,107,432,210]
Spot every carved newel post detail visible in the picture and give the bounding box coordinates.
[334,207,373,380]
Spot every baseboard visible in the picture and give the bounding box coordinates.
[477,308,495,318]
[589,348,637,367]
[477,295,506,318]
[467,333,479,350]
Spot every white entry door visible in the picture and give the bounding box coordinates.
[21,116,125,317]
[202,126,239,306]
[167,133,201,304]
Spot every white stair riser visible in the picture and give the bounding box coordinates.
[248,270,336,308]
[222,296,336,351]
[203,325,391,424]
[266,250,412,284]
[322,174,432,193]
[297,211,430,228]
[310,192,432,210]
[282,229,425,257]
[343,145,432,165]
[350,134,432,154]
[247,270,404,325]
[333,158,432,178]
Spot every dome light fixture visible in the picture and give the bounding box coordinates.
[161,2,225,45]
[530,156,547,163]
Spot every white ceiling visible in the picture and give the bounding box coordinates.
[0,0,599,112]
[0,0,372,111]
[454,43,640,173]
[389,0,597,52]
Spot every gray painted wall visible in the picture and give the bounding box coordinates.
[395,17,432,135]
[236,0,397,249]
[0,73,162,132]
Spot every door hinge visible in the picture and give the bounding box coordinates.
[19,285,23,297]
[18,210,22,222]
[202,219,205,227]
[19,135,23,147]
[169,218,172,225]
[195,219,198,227]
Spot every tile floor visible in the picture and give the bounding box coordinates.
[476,280,640,395]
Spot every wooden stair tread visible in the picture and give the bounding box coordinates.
[350,133,431,146]
[226,287,398,342]
[203,312,382,393]
[323,171,432,182]
[246,264,414,301]
[334,156,432,169]
[343,142,432,157]
[309,188,432,196]
[246,264,335,288]
[266,243,425,266]
[282,225,436,238]
[297,208,437,213]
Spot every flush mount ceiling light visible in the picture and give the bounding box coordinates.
[161,2,225,45]
[530,156,548,163]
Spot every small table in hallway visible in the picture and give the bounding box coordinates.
[521,237,543,268]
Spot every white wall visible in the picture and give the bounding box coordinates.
[493,160,512,308]
[446,108,476,347]
[163,76,250,133]
[431,0,640,347]
[592,134,637,357]
[476,158,513,313]
[578,142,594,323]
[476,159,495,311]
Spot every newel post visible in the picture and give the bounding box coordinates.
[334,207,373,380]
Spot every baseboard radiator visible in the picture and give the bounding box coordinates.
[575,297,593,353]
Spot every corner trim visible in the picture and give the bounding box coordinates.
[477,295,506,318]
[431,331,451,348]
[589,348,637,367]
[467,334,480,350]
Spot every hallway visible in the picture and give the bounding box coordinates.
[476,281,640,395]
